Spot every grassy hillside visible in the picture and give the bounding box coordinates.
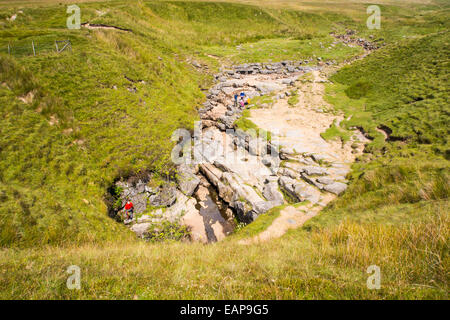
[330,31,449,155]
[0,0,396,247]
[309,31,449,229]
[0,0,448,299]
[1,0,349,246]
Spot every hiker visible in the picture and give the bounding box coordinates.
[234,94,238,108]
[124,199,134,220]
[239,97,245,109]
[239,92,247,108]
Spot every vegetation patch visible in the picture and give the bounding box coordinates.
[321,120,351,143]
[287,90,299,107]
[143,218,190,242]
[230,204,285,240]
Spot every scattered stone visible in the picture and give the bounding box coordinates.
[330,30,381,51]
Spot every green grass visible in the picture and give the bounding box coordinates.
[0,200,447,299]
[204,36,363,64]
[320,120,351,143]
[249,94,273,108]
[234,109,259,132]
[330,31,450,157]
[0,0,448,300]
[287,90,299,107]
[229,204,284,240]
[2,0,338,246]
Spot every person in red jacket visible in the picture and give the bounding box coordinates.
[124,199,134,220]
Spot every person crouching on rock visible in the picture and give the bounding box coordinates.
[124,199,134,220]
[239,97,245,109]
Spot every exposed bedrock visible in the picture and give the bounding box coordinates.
[115,59,367,242]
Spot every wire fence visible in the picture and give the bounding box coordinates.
[0,39,72,57]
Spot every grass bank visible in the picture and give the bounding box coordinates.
[0,0,448,299]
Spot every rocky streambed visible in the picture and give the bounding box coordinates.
[110,59,369,243]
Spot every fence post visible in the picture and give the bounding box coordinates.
[32,40,36,56]
[55,40,59,53]
[7,43,10,55]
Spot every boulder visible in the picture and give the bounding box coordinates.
[222,87,236,96]
[293,182,320,204]
[135,180,146,193]
[263,182,284,204]
[324,182,347,195]
[253,200,279,215]
[201,120,216,128]
[330,167,350,177]
[148,183,177,207]
[219,114,236,129]
[217,181,234,203]
[302,166,327,176]
[144,185,157,194]
[248,137,267,156]
[129,193,148,213]
[281,78,295,85]
[254,82,284,95]
[279,147,297,159]
[246,91,260,99]
[261,154,280,172]
[278,167,298,179]
[234,201,257,223]
[300,173,324,190]
[216,122,226,131]
[209,89,220,96]
[177,164,201,196]
[316,177,334,185]
[199,163,222,186]
[130,223,151,238]
[279,176,297,200]
[165,191,198,221]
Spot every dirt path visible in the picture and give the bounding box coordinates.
[248,70,360,163]
[239,69,368,244]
